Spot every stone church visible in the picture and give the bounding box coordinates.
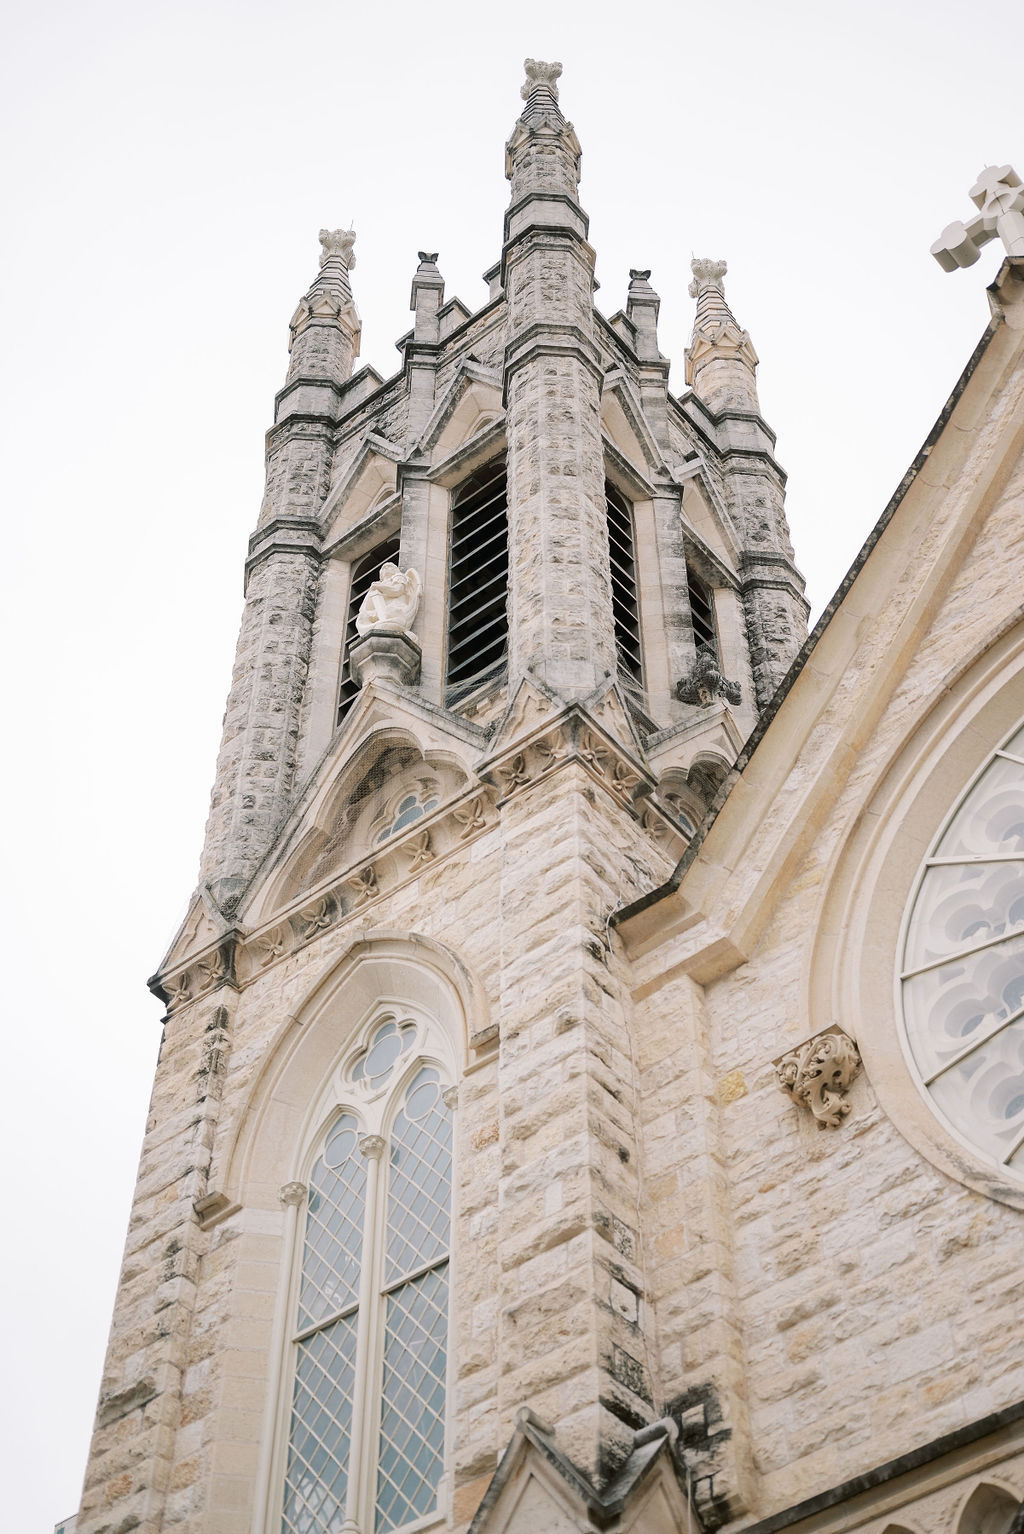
[75,59,1024,1534]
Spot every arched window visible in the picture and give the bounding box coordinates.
[687,564,718,658]
[899,717,1024,1181]
[446,461,508,703]
[338,534,402,723]
[280,1017,454,1534]
[605,481,643,687]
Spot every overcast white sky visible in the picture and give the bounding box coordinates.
[2,0,1020,1526]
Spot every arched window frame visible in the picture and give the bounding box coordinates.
[270,1000,458,1534]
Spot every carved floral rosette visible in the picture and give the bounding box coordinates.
[775,1027,862,1129]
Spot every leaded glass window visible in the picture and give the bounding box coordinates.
[282,1022,454,1534]
[899,721,1024,1178]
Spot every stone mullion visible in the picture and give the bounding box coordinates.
[495,767,647,1486]
[398,472,438,697]
[649,486,695,708]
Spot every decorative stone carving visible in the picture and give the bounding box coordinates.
[534,730,568,772]
[359,1134,385,1160]
[609,759,639,799]
[319,228,356,269]
[406,829,433,871]
[355,563,421,638]
[165,970,192,1010]
[301,898,334,937]
[501,753,532,793]
[688,258,728,297]
[280,1180,307,1207]
[578,730,609,770]
[349,865,379,907]
[775,1027,862,1129]
[197,946,226,992]
[453,796,487,838]
[257,925,288,966]
[676,645,742,707]
[522,58,562,100]
[932,165,1024,271]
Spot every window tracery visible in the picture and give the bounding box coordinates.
[374,789,440,846]
[899,720,1024,1179]
[280,1013,454,1534]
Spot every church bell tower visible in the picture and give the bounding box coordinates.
[76,60,808,1534]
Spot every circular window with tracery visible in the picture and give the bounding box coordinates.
[899,720,1024,1179]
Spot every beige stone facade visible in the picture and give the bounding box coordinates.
[76,62,1024,1534]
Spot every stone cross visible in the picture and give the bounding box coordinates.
[522,58,562,100]
[319,227,356,269]
[931,165,1024,271]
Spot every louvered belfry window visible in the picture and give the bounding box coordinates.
[688,566,718,656]
[281,1021,453,1534]
[338,535,402,723]
[446,461,509,702]
[605,481,643,686]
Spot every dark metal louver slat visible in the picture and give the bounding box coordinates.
[688,570,717,654]
[449,519,509,579]
[337,533,401,723]
[446,462,509,702]
[605,482,643,685]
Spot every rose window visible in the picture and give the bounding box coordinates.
[899,722,1024,1176]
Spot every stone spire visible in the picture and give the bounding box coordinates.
[286,227,361,387]
[684,258,760,414]
[504,58,585,243]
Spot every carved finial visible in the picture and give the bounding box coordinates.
[319,227,356,270]
[629,268,653,283]
[417,251,439,265]
[522,58,562,100]
[932,165,1024,270]
[688,258,728,299]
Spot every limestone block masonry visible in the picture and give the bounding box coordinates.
[75,61,1024,1534]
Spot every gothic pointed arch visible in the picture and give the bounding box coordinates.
[222,929,485,1212]
[600,368,666,477]
[416,358,503,461]
[321,434,403,545]
[955,1481,1021,1534]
